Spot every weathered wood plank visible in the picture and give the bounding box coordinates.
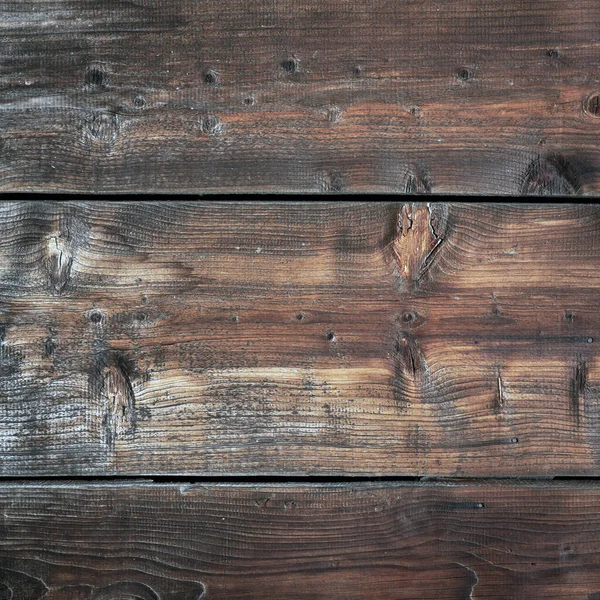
[1,201,600,476]
[1,481,600,599]
[1,0,600,194]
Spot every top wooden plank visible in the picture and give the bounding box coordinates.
[1,0,600,194]
[1,201,600,476]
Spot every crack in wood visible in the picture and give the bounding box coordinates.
[494,367,506,414]
[572,355,587,426]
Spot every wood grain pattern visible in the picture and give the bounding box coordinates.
[1,201,600,476]
[2,0,600,194]
[1,481,600,599]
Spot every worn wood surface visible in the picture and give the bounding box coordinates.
[0,481,599,599]
[2,202,599,599]
[0,201,599,476]
[2,1,600,194]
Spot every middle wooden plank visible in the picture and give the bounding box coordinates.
[0,201,599,476]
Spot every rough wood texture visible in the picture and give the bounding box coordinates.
[1,481,600,599]
[2,0,600,194]
[1,201,600,476]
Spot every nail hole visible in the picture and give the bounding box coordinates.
[282,57,300,73]
[401,311,416,323]
[90,311,103,324]
[85,67,107,88]
[457,68,473,82]
[296,313,305,321]
[547,48,560,58]
[564,311,574,322]
[85,112,120,143]
[133,95,146,108]
[353,65,363,76]
[243,96,255,106]
[326,331,336,342]
[491,306,501,316]
[204,69,220,85]
[136,312,147,322]
[232,315,239,323]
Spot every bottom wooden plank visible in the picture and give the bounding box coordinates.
[0,481,598,599]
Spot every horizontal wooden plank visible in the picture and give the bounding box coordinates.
[2,0,600,194]
[1,201,600,476]
[1,481,600,599]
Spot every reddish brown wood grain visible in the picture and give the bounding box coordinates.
[1,0,600,193]
[0,201,599,476]
[1,481,600,599]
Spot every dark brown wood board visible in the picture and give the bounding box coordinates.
[1,481,600,599]
[2,0,600,194]
[1,201,600,476]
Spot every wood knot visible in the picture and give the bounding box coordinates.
[89,352,139,449]
[92,581,207,600]
[320,171,345,192]
[85,112,120,144]
[47,234,73,294]
[0,582,11,600]
[45,214,87,295]
[0,566,48,599]
[204,68,220,85]
[325,105,343,123]
[397,309,425,328]
[89,310,104,324]
[200,115,224,135]
[393,332,424,378]
[520,155,581,195]
[392,203,448,288]
[457,67,473,82]
[85,66,108,89]
[584,93,600,118]
[282,57,300,73]
[92,582,159,600]
[43,334,57,357]
[391,330,427,411]
[404,165,432,194]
